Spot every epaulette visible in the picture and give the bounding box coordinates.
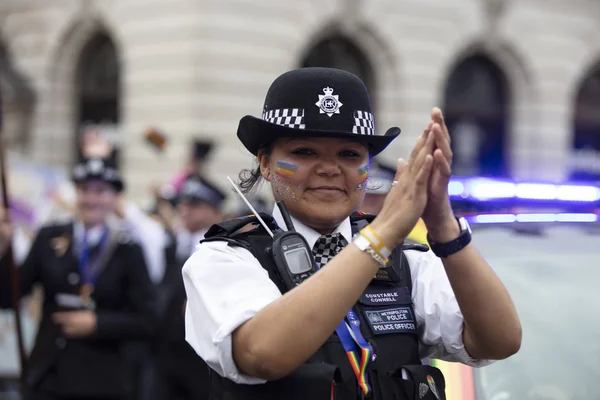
[203,213,279,239]
[350,211,376,224]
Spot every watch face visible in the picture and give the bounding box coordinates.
[459,217,472,234]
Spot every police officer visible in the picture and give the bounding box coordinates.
[0,157,156,400]
[156,174,226,400]
[182,68,522,400]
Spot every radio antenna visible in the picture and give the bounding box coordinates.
[226,176,274,238]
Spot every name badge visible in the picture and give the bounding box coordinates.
[359,287,411,306]
[363,306,418,335]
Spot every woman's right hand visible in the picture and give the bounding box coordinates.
[0,208,14,257]
[371,123,436,247]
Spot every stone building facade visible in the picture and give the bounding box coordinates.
[1,0,600,201]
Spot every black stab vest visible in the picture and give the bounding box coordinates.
[201,212,446,400]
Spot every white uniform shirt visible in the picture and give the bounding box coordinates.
[121,203,168,284]
[183,207,492,385]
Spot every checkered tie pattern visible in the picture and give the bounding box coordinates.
[312,233,348,268]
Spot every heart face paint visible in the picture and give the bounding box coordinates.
[275,160,298,178]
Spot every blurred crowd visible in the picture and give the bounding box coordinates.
[0,129,274,400]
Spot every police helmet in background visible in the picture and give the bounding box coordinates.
[192,140,214,163]
[367,161,396,195]
[231,196,272,217]
[71,157,124,192]
[178,174,226,209]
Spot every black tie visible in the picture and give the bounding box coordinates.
[312,233,348,269]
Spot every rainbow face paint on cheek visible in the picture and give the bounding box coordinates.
[275,160,298,177]
[358,163,369,181]
[355,163,369,191]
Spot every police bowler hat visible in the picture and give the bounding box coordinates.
[237,67,400,156]
[178,174,226,209]
[72,157,124,192]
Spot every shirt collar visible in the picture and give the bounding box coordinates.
[271,206,352,249]
[74,221,107,246]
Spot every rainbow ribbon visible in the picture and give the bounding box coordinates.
[335,310,374,396]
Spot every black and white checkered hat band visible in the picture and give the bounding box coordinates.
[262,108,375,135]
[73,159,119,182]
[263,108,305,129]
[353,110,375,136]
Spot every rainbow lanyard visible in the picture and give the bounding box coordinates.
[78,227,109,286]
[313,265,374,395]
[335,309,375,397]
[312,234,375,396]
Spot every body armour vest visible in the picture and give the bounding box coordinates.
[201,212,446,400]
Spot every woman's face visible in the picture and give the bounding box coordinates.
[259,137,370,232]
[76,180,118,226]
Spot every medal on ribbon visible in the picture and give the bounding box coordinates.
[79,282,96,310]
[51,234,71,257]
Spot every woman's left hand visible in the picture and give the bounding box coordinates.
[421,107,460,242]
[52,311,97,338]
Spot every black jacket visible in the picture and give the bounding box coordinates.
[0,222,157,399]
[155,232,210,400]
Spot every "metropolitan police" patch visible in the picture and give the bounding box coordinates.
[363,306,418,335]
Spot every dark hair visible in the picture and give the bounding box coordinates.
[238,144,273,194]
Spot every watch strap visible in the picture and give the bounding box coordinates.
[427,217,472,258]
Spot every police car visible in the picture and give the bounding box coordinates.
[430,178,600,400]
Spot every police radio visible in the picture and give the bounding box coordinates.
[270,201,317,289]
[226,177,316,290]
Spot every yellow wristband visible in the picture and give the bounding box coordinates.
[359,226,392,260]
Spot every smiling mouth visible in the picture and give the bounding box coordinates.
[309,187,346,193]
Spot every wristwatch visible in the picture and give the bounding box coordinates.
[427,217,472,258]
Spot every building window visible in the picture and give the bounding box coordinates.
[301,36,375,108]
[0,42,35,149]
[571,67,600,180]
[76,33,120,163]
[443,54,509,177]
